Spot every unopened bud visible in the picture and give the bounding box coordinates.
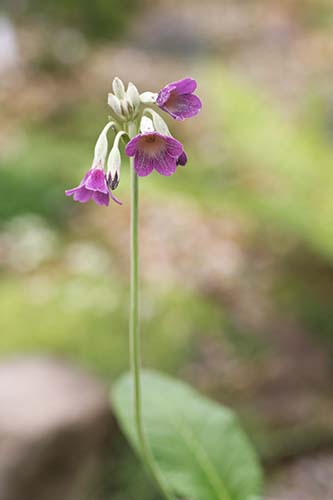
[112,77,126,99]
[107,131,126,190]
[126,82,140,111]
[109,81,141,121]
[108,170,119,190]
[140,91,158,104]
[108,93,125,120]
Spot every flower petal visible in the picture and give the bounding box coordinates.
[65,185,92,203]
[134,151,154,177]
[165,136,183,158]
[171,77,197,95]
[125,135,142,157]
[65,187,78,196]
[92,191,110,206]
[165,94,202,120]
[110,191,123,205]
[156,86,174,107]
[74,187,93,203]
[85,168,108,193]
[154,153,177,176]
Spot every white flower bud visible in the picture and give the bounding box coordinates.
[108,93,124,119]
[120,97,129,117]
[93,121,115,166]
[140,91,158,104]
[126,82,140,110]
[107,148,121,189]
[112,77,126,99]
[140,116,155,134]
[107,131,126,190]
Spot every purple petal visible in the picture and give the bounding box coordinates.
[156,86,174,107]
[92,191,110,206]
[110,192,123,205]
[65,169,91,196]
[65,185,92,203]
[154,153,177,176]
[165,94,202,121]
[65,187,78,196]
[134,151,154,177]
[165,136,183,158]
[171,77,197,95]
[85,168,108,193]
[125,135,142,157]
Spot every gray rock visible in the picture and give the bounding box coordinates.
[0,357,113,500]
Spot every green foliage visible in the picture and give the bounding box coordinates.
[113,370,263,500]
[0,277,225,378]
[202,66,333,260]
[12,0,138,40]
[0,128,87,224]
[0,163,66,224]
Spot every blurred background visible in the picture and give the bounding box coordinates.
[0,0,333,499]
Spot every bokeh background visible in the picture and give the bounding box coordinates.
[1,0,333,498]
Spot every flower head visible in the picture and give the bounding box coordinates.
[65,166,121,206]
[125,132,183,177]
[156,78,201,121]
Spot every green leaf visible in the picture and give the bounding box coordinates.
[112,370,262,500]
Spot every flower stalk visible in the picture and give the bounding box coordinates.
[128,121,175,500]
[65,76,201,500]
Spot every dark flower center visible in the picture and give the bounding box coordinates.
[165,91,181,111]
[140,134,165,156]
[144,135,156,143]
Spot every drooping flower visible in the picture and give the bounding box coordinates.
[65,120,122,207]
[156,78,202,120]
[65,166,121,206]
[125,132,184,177]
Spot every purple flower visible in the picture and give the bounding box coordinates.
[65,167,121,206]
[125,132,184,177]
[156,78,202,121]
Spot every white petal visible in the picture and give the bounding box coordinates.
[140,91,158,104]
[112,77,126,99]
[107,131,126,177]
[149,109,170,136]
[108,93,123,118]
[140,116,154,133]
[107,147,121,178]
[126,82,140,109]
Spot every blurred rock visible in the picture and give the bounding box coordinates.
[0,357,113,500]
[265,452,333,500]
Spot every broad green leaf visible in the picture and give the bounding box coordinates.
[112,370,262,500]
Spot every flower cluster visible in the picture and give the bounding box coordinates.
[66,77,201,206]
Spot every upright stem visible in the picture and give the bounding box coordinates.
[128,121,175,500]
[129,134,141,446]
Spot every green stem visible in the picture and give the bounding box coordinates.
[128,121,175,500]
